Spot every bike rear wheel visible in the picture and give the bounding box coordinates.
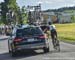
[53,37,60,52]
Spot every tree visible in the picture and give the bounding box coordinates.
[16,6,27,24]
[71,15,75,22]
[4,0,17,11]
[1,0,27,25]
[0,2,8,24]
[5,0,19,25]
[1,0,19,25]
[21,6,27,24]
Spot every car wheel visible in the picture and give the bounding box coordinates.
[10,51,15,57]
[8,40,11,53]
[43,47,49,53]
[10,44,17,57]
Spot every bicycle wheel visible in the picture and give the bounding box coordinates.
[54,36,60,52]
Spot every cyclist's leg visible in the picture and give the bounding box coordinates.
[54,32,60,51]
[54,31,60,46]
[54,30,57,38]
[51,30,58,48]
[51,33,55,48]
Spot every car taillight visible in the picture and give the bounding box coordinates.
[14,38,22,42]
[39,35,46,39]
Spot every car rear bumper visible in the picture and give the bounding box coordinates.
[14,43,46,50]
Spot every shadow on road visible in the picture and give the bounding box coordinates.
[0,50,44,60]
[50,49,75,54]
[0,49,75,60]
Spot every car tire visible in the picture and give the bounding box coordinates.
[8,40,11,53]
[43,47,49,53]
[10,44,17,57]
[10,51,15,57]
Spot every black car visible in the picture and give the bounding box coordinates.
[8,25,50,57]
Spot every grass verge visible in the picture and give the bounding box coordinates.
[55,23,75,43]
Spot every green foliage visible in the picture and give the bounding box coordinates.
[0,0,27,25]
[0,0,19,25]
[19,6,28,24]
[71,15,74,21]
[0,2,8,24]
[4,0,17,10]
[55,23,75,42]
[22,6,28,24]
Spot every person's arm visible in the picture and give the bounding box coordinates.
[44,28,47,33]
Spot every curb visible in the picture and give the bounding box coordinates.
[60,40,75,45]
[0,36,9,40]
[0,38,8,40]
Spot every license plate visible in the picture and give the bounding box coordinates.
[28,38,35,42]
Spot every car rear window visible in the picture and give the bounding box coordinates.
[16,27,43,37]
[40,26,49,31]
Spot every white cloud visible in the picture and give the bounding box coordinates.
[37,0,52,4]
[37,1,43,4]
[0,0,4,2]
[17,0,75,10]
[45,1,52,4]
[38,0,75,9]
[37,0,75,4]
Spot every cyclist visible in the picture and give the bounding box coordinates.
[48,22,58,49]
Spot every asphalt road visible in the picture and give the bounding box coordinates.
[0,39,75,60]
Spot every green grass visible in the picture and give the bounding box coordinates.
[55,23,75,42]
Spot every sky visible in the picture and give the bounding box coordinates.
[0,0,75,10]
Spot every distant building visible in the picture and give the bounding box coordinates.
[41,11,57,24]
[58,12,72,23]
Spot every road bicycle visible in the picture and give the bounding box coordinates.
[53,34,60,52]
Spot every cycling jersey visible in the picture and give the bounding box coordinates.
[49,25,56,31]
